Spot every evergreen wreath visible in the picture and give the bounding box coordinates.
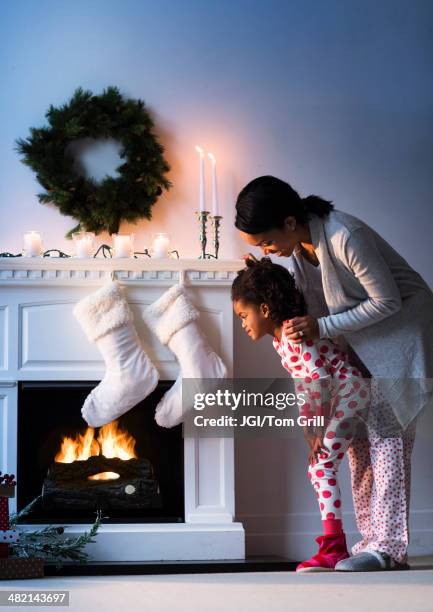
[16,87,171,237]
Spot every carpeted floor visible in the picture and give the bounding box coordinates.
[1,558,433,612]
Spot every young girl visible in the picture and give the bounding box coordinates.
[232,257,369,573]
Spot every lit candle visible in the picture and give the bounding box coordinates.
[208,152,219,216]
[113,234,134,258]
[23,231,42,257]
[195,145,206,212]
[152,233,170,258]
[73,232,94,258]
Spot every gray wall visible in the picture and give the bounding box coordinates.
[1,0,432,559]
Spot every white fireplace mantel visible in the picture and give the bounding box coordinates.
[0,258,245,562]
[0,257,243,285]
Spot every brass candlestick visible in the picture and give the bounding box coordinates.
[196,210,211,259]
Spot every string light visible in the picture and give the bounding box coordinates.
[0,245,179,259]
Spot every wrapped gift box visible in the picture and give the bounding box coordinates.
[0,557,44,580]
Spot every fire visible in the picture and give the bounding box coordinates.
[88,472,120,481]
[55,420,137,463]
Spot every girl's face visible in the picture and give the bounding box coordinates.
[233,299,274,341]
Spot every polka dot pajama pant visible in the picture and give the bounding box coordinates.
[347,384,417,564]
[307,378,369,521]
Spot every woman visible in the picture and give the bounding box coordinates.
[235,175,433,571]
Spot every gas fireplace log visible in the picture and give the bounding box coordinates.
[42,456,162,510]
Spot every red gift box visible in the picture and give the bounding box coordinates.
[0,557,44,580]
[0,473,17,560]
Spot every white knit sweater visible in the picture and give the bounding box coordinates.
[287,210,433,426]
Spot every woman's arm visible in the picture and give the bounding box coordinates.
[318,226,402,338]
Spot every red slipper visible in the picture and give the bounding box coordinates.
[297,533,349,573]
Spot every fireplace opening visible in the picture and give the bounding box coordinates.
[17,381,184,525]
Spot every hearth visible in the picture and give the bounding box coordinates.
[17,381,184,525]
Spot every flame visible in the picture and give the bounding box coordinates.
[208,152,216,162]
[55,421,137,464]
[195,145,204,156]
[88,472,120,481]
[97,421,137,460]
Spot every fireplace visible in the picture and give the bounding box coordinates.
[17,381,184,525]
[0,258,245,562]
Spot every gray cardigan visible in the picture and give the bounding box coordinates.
[288,210,433,427]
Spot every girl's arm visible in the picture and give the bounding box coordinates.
[318,227,402,338]
[289,339,332,425]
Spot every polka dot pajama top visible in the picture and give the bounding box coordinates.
[273,334,369,521]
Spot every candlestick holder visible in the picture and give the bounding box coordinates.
[211,215,222,259]
[196,210,211,259]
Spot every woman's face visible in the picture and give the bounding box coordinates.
[233,299,273,341]
[239,219,298,257]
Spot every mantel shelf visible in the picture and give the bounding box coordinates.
[0,257,243,272]
[0,258,244,285]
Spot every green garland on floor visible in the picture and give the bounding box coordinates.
[16,87,171,237]
[9,495,105,569]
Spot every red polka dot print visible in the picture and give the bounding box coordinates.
[271,334,371,525]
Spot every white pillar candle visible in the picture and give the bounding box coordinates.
[195,145,206,212]
[73,232,94,258]
[113,234,134,258]
[208,152,219,216]
[152,233,170,259]
[23,231,42,257]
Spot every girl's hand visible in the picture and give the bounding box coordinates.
[283,315,319,343]
[303,427,316,450]
[308,436,326,466]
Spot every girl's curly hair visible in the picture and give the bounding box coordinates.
[231,257,307,324]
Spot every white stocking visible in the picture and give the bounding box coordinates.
[73,281,159,427]
[143,284,226,428]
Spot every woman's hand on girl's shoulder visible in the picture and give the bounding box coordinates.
[283,315,319,343]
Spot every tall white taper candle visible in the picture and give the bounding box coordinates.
[208,152,219,216]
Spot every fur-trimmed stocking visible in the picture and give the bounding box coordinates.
[143,284,226,427]
[73,281,159,427]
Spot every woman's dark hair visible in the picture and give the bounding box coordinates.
[231,257,307,325]
[235,175,334,234]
